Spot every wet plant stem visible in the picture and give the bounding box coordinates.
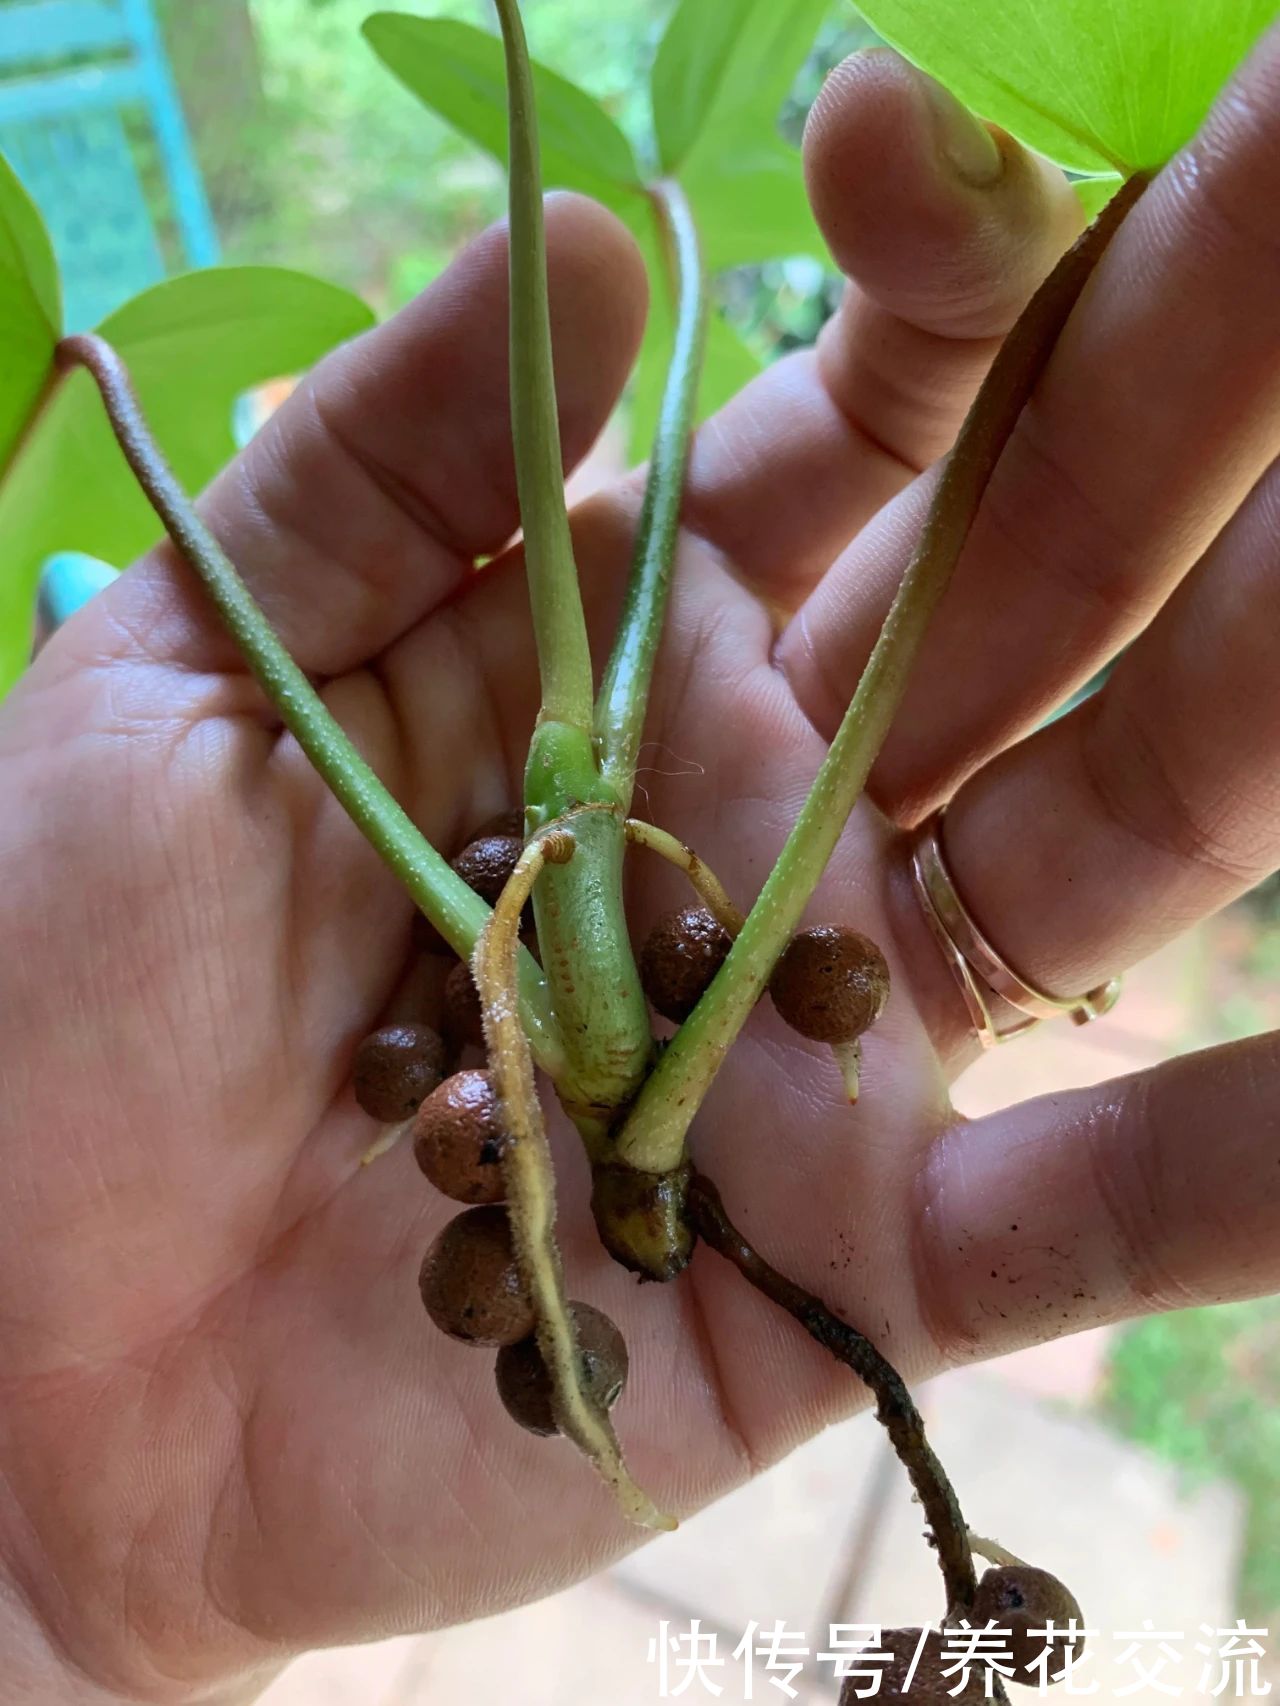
[495,0,654,1130]
[473,829,673,1532]
[617,174,1150,1173]
[596,179,707,806]
[685,1170,977,1619]
[57,333,563,1077]
[493,0,594,732]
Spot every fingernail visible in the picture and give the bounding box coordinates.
[916,69,1003,188]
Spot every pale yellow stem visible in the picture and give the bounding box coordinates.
[624,818,745,934]
[968,1532,1030,1569]
[360,1116,415,1167]
[625,818,854,1097]
[473,829,675,1533]
[832,1039,862,1106]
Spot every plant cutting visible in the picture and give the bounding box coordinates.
[2,0,1277,1698]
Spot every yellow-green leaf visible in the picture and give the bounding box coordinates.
[853,0,1279,174]
[653,0,831,173]
[0,266,373,692]
[682,125,825,273]
[363,12,645,217]
[0,152,60,484]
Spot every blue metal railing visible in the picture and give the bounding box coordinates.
[0,0,218,330]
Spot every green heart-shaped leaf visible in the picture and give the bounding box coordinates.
[363,7,822,475]
[652,0,832,173]
[1073,175,1124,219]
[0,266,374,691]
[363,13,645,219]
[853,0,1279,174]
[0,154,60,484]
[682,125,825,274]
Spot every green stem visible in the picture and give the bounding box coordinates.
[616,174,1149,1172]
[494,0,595,733]
[525,725,653,1137]
[491,0,654,1128]
[58,333,563,1078]
[596,180,707,806]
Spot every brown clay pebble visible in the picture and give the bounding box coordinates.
[770,925,890,1044]
[639,905,734,1024]
[451,834,523,906]
[443,960,486,1050]
[353,1023,446,1122]
[841,1629,988,1702]
[495,1302,629,1437]
[972,1563,1085,1684]
[414,1070,509,1204]
[419,1205,534,1346]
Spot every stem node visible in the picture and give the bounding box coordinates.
[59,332,564,1074]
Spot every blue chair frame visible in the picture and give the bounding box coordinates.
[0,0,219,329]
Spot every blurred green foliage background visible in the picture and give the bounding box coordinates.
[155,0,868,349]
[1106,1293,1280,1622]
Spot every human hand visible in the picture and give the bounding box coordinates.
[0,29,1277,1703]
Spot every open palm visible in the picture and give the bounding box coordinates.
[2,41,1279,1704]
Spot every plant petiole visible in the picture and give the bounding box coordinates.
[493,0,596,733]
[494,0,656,1133]
[57,333,565,1078]
[615,174,1151,1174]
[596,178,708,807]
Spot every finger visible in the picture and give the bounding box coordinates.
[678,51,1081,610]
[913,1029,1280,1365]
[780,23,1280,817]
[86,194,648,679]
[924,458,1280,1030]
